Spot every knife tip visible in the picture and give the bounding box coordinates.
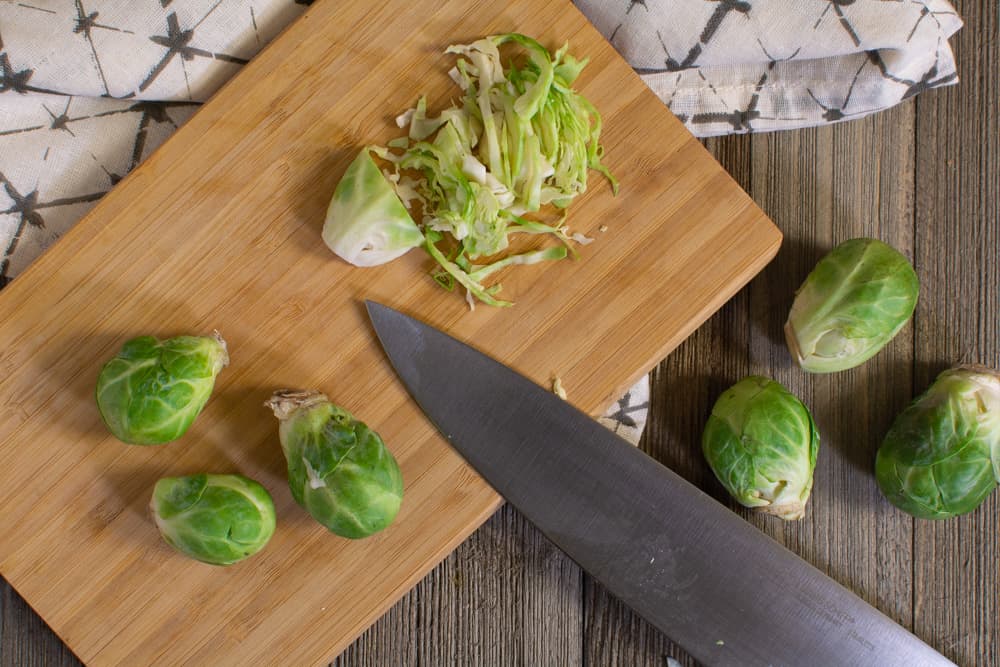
[364,299,388,320]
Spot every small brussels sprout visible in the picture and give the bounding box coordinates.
[875,366,1000,520]
[96,333,228,445]
[266,390,403,538]
[150,474,276,565]
[784,238,919,373]
[702,376,819,520]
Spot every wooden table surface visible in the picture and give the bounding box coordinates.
[1,0,996,665]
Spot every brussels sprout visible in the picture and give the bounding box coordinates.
[266,390,403,538]
[96,333,228,445]
[322,148,424,267]
[702,376,819,520]
[150,474,276,565]
[875,365,1000,520]
[784,238,919,373]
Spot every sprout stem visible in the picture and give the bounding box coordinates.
[265,390,329,421]
[783,321,805,368]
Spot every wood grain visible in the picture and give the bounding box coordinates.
[913,0,999,663]
[0,0,778,665]
[6,0,996,666]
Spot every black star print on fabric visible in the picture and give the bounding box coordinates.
[688,68,764,131]
[44,100,75,136]
[0,53,35,94]
[607,391,649,430]
[627,0,648,15]
[0,27,61,95]
[868,43,957,100]
[906,3,959,42]
[0,174,43,280]
[0,99,184,138]
[899,60,957,99]
[73,7,99,36]
[1,174,44,230]
[652,0,752,72]
[74,0,136,96]
[0,171,107,281]
[126,101,186,170]
[139,11,249,95]
[829,0,861,47]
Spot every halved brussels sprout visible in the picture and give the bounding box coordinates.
[785,238,919,373]
[96,333,228,445]
[322,148,424,267]
[702,376,819,520]
[151,473,276,565]
[875,365,1000,519]
[266,390,403,539]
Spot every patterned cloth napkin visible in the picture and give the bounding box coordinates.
[0,0,960,442]
[578,0,963,136]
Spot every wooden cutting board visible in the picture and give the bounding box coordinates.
[0,0,781,664]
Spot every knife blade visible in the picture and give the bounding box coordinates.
[366,301,953,667]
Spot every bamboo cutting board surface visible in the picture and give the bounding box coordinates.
[0,0,781,664]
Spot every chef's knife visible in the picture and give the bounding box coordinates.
[366,301,953,667]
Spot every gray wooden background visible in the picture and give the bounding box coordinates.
[1,0,996,664]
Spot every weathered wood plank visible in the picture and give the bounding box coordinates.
[912,0,999,664]
[334,503,583,667]
[329,588,417,666]
[581,98,922,663]
[1,584,79,667]
[816,106,918,629]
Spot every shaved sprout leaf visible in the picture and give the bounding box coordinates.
[467,246,568,283]
[424,231,512,307]
[408,96,448,141]
[433,272,455,291]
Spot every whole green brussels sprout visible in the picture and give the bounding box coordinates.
[266,390,403,539]
[784,238,918,373]
[96,333,228,445]
[875,365,999,520]
[702,376,819,520]
[150,473,276,565]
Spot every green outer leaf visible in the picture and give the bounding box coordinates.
[270,392,404,539]
[95,333,228,445]
[150,473,276,566]
[321,148,424,267]
[875,366,1000,519]
[785,238,919,373]
[701,376,819,520]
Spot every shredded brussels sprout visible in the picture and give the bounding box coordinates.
[324,34,615,307]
